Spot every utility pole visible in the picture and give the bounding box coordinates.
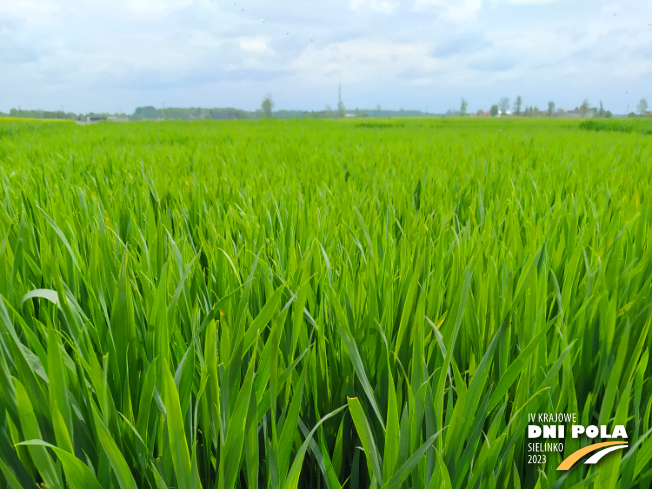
[338,83,341,105]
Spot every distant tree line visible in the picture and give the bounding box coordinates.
[458,96,624,118]
[0,108,129,121]
[0,106,442,121]
[133,106,259,120]
[3,97,649,121]
[3,109,79,120]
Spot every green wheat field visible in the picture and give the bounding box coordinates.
[0,117,651,489]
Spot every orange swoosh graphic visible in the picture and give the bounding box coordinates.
[557,442,628,470]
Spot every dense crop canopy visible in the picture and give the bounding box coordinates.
[0,118,651,488]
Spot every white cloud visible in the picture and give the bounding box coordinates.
[89,0,200,20]
[118,0,194,14]
[494,0,560,4]
[412,0,561,20]
[239,37,270,53]
[350,0,399,13]
[413,0,482,21]
[0,0,61,17]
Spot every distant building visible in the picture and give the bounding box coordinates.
[86,116,107,123]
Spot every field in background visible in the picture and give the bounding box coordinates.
[0,118,651,489]
[0,117,75,124]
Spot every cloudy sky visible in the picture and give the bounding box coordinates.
[1,0,650,114]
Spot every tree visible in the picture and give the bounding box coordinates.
[579,99,590,118]
[460,98,468,116]
[134,106,159,120]
[598,101,605,117]
[547,101,555,116]
[514,96,522,116]
[490,105,499,116]
[637,98,648,116]
[337,99,346,118]
[261,94,274,118]
[499,97,510,115]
